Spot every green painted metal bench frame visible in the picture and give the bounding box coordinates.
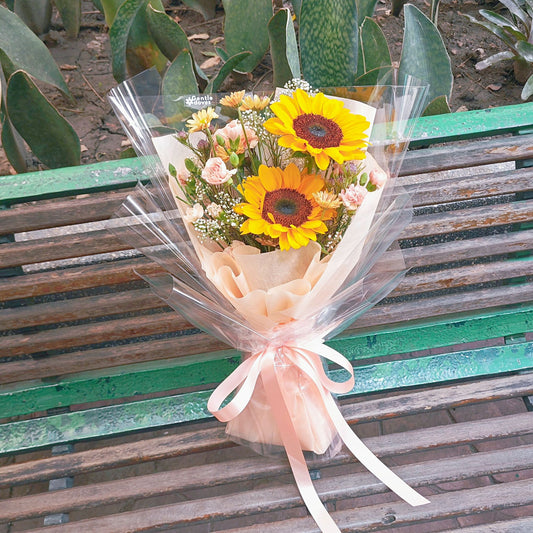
[1,103,532,457]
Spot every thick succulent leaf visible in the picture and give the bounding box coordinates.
[100,0,123,26]
[181,0,217,20]
[498,0,529,27]
[1,99,28,173]
[355,0,378,25]
[475,50,515,70]
[399,4,452,110]
[146,5,191,60]
[300,0,358,88]
[516,40,533,62]
[479,9,527,41]
[92,0,104,13]
[391,0,407,17]
[222,0,272,73]
[205,51,251,93]
[421,94,451,116]
[521,72,533,100]
[110,0,167,82]
[0,5,70,95]
[357,16,391,79]
[215,47,229,62]
[463,13,516,49]
[6,70,80,168]
[146,5,207,87]
[290,0,302,22]
[161,52,198,126]
[54,0,81,38]
[354,65,393,86]
[268,8,301,87]
[14,0,52,35]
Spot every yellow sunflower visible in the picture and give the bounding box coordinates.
[264,89,370,170]
[234,163,334,251]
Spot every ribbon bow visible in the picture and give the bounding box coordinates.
[208,341,429,533]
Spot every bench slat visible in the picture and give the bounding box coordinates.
[24,458,533,532]
[401,133,533,175]
[1,200,530,270]
[1,345,531,451]
[2,304,530,385]
[3,429,532,523]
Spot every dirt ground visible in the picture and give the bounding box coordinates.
[0,0,526,176]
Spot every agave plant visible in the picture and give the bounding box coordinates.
[464,0,533,100]
[0,5,80,172]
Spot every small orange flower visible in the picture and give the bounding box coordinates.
[240,94,270,112]
[186,107,218,132]
[220,90,245,108]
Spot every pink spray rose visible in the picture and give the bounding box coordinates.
[339,184,368,210]
[202,157,237,185]
[369,168,387,188]
[215,120,258,161]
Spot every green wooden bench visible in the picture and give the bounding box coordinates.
[1,102,532,531]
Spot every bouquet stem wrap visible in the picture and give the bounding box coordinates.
[209,341,428,532]
[109,71,429,532]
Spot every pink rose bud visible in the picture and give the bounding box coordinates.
[340,184,368,210]
[201,157,237,185]
[369,168,387,188]
[183,203,204,224]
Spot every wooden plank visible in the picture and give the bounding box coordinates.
[410,102,533,145]
[226,478,533,533]
[2,280,531,360]
[1,200,531,270]
[4,436,533,523]
[0,288,166,331]
[441,517,533,532]
[401,133,533,175]
[0,257,159,302]
[1,303,530,386]
[0,158,147,206]
[0,189,132,236]
[24,463,533,532]
[1,406,530,490]
[3,252,530,333]
[407,167,533,207]
[1,352,531,452]
[1,229,529,303]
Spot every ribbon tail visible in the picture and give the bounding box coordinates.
[261,353,341,533]
[323,392,430,507]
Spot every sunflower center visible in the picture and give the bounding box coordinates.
[293,113,343,149]
[262,188,312,228]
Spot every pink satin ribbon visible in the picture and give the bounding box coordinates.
[208,342,429,533]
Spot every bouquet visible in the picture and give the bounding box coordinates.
[109,71,429,532]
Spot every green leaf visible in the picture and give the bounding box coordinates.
[354,65,393,86]
[109,0,167,83]
[498,0,529,27]
[6,70,80,168]
[355,0,378,25]
[357,16,391,79]
[1,99,28,173]
[204,51,251,93]
[463,13,516,50]
[146,5,191,60]
[0,5,70,96]
[181,0,217,20]
[399,4,452,110]
[290,0,302,22]
[14,0,52,35]
[92,0,104,13]
[163,51,198,98]
[421,95,451,116]
[100,0,124,26]
[479,9,527,41]
[475,50,515,70]
[268,8,301,87]
[521,72,533,100]
[54,0,82,38]
[300,0,358,88]
[516,40,533,62]
[222,0,272,73]
[430,0,441,23]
